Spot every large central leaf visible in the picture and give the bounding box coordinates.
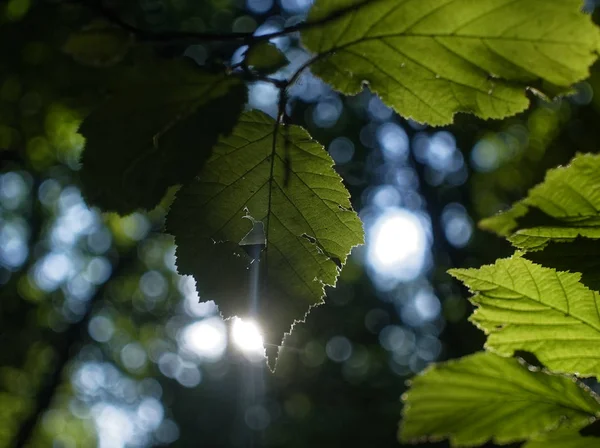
[400,352,600,447]
[450,257,600,377]
[302,0,600,125]
[167,111,364,366]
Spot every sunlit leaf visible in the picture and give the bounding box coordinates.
[167,110,364,368]
[523,430,600,448]
[79,59,247,214]
[450,256,600,377]
[302,0,600,125]
[480,154,600,247]
[400,352,600,447]
[525,238,600,292]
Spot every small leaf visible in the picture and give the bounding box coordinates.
[400,352,600,447]
[450,256,600,377]
[302,0,600,125]
[63,23,132,67]
[245,42,289,74]
[480,154,600,246]
[79,59,247,214]
[167,110,364,368]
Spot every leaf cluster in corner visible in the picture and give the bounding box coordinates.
[302,0,600,125]
[166,110,364,368]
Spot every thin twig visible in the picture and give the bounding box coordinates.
[83,0,374,45]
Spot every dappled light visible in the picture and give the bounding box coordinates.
[2,0,600,447]
[181,318,228,362]
[367,209,427,283]
[232,318,265,356]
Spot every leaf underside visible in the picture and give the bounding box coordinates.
[450,256,600,378]
[302,0,600,125]
[400,352,600,447]
[79,59,246,214]
[167,110,364,367]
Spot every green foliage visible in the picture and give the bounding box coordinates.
[449,256,600,377]
[166,110,364,367]
[400,352,600,447]
[79,59,246,214]
[18,0,600,444]
[245,42,289,74]
[62,23,133,68]
[526,238,600,291]
[481,154,600,245]
[302,0,600,125]
[523,431,598,448]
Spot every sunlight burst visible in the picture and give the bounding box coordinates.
[232,318,264,353]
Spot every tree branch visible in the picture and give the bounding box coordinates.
[83,0,373,44]
[11,246,139,448]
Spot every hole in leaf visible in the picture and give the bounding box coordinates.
[240,211,266,260]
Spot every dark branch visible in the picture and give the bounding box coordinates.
[11,247,139,448]
[84,0,374,44]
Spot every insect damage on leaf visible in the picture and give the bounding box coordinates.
[166,110,364,368]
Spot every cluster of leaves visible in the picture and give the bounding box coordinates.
[402,153,600,446]
[397,3,600,445]
[62,0,600,444]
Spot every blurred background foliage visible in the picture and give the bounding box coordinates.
[2,0,600,447]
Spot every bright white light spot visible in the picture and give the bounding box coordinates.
[367,209,427,282]
[377,122,409,160]
[181,317,227,362]
[232,318,264,354]
[249,81,280,117]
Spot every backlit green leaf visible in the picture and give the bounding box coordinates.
[302,0,600,125]
[166,110,364,367]
[400,352,600,447]
[477,154,600,292]
[481,153,600,244]
[450,256,600,377]
[525,238,600,292]
[79,59,246,214]
[480,154,600,247]
[523,431,600,448]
